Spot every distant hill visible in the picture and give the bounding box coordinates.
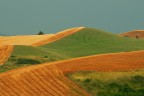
[120,30,144,39]
[0,33,8,36]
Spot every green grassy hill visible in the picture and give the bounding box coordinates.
[10,28,144,60]
[39,28,144,59]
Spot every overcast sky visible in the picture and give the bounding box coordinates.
[0,0,144,35]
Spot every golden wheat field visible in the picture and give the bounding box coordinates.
[0,27,84,46]
[0,64,89,96]
[0,34,54,46]
[0,45,13,65]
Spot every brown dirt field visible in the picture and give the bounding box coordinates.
[32,27,85,46]
[0,64,89,96]
[0,34,54,46]
[120,30,144,38]
[52,50,144,73]
[0,45,13,65]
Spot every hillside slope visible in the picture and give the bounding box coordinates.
[32,27,85,46]
[1,50,144,95]
[10,27,144,61]
[0,64,89,96]
[0,27,84,46]
[51,50,144,73]
[40,28,144,59]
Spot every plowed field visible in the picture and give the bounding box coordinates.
[0,64,89,96]
[54,51,144,73]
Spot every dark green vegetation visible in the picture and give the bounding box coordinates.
[11,28,144,60]
[0,55,56,73]
[67,70,144,96]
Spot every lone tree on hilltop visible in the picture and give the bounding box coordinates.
[38,31,44,35]
[136,35,139,39]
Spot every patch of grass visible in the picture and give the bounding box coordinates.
[0,55,56,73]
[67,70,144,96]
[12,46,49,56]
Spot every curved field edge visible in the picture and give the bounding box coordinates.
[0,27,84,46]
[1,50,144,95]
[0,45,14,65]
[53,50,144,73]
[4,46,144,73]
[10,28,144,62]
[32,27,85,46]
[41,28,144,59]
[0,64,89,96]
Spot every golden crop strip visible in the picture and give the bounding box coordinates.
[0,45,13,65]
[0,64,89,96]
[0,34,54,46]
[0,27,85,46]
[32,27,85,46]
[52,50,144,73]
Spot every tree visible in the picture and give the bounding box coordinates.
[38,31,44,35]
[136,35,139,39]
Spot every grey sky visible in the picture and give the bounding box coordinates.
[0,0,144,35]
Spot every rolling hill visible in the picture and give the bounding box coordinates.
[39,28,144,59]
[0,27,84,46]
[1,50,144,95]
[1,27,144,95]
[9,27,144,61]
[32,27,85,46]
[120,30,144,39]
